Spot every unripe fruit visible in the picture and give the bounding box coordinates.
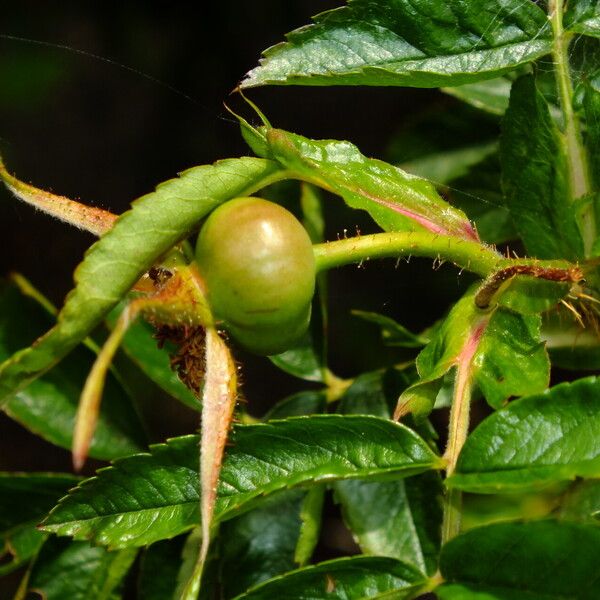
[195,197,316,355]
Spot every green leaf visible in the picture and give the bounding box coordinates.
[472,307,549,409]
[263,390,327,421]
[397,287,549,417]
[294,486,325,567]
[340,369,414,419]
[335,474,442,576]
[0,281,146,460]
[138,536,187,600]
[334,369,441,576]
[269,332,324,382]
[219,490,305,598]
[438,521,600,599]
[496,277,572,314]
[386,102,499,165]
[28,537,137,600]
[266,128,479,240]
[231,556,427,600]
[450,377,600,492]
[500,74,584,259]
[0,473,78,576]
[565,0,600,38]
[41,415,441,548]
[351,310,427,348]
[400,142,497,186]
[242,0,552,89]
[0,158,282,404]
[106,303,199,410]
[442,78,512,115]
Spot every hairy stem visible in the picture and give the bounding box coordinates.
[314,232,581,285]
[313,232,501,277]
[441,319,487,543]
[549,0,594,253]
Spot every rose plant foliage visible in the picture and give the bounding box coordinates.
[1,0,600,598]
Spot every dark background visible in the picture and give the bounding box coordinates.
[0,3,480,594]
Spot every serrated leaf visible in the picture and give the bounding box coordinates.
[41,415,441,549]
[0,158,282,404]
[565,0,600,38]
[219,490,305,599]
[442,78,512,115]
[501,74,584,259]
[438,521,600,599]
[0,473,78,576]
[242,0,552,89]
[138,536,187,600]
[231,556,427,600]
[0,281,146,460]
[450,377,600,492]
[106,303,199,410]
[396,287,549,417]
[28,537,137,600]
[265,128,479,240]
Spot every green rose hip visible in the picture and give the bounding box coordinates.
[195,197,316,355]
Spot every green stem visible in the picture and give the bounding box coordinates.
[549,0,594,254]
[314,232,501,277]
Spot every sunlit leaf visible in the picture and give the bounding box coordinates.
[450,377,600,492]
[266,128,479,240]
[41,415,441,548]
[565,0,600,38]
[396,287,549,418]
[242,0,552,89]
[442,78,512,115]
